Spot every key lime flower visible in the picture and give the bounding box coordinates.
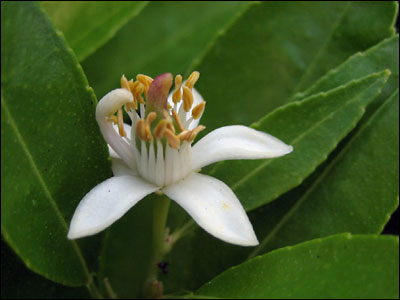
[68,72,293,246]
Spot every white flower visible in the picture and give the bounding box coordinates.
[67,72,293,246]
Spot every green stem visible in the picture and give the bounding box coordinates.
[143,196,171,298]
[86,274,103,299]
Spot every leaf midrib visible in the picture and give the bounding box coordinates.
[1,92,91,282]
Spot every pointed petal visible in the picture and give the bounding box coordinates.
[163,173,258,246]
[111,157,136,176]
[68,175,158,239]
[191,125,293,170]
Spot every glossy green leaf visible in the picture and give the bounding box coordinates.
[1,2,110,286]
[194,1,397,131]
[42,1,148,62]
[292,35,399,112]
[250,89,399,255]
[81,1,252,98]
[197,234,399,299]
[211,71,389,212]
[1,240,90,299]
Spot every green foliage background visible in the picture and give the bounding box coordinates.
[2,1,399,299]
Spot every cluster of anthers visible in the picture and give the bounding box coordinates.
[117,71,205,147]
[99,72,206,187]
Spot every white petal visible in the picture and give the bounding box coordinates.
[163,173,258,246]
[191,125,293,170]
[68,175,158,239]
[96,89,136,169]
[111,158,136,176]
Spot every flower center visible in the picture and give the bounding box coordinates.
[106,71,206,186]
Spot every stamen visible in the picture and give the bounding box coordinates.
[136,74,153,86]
[178,130,191,141]
[154,119,168,139]
[192,101,206,120]
[145,125,153,142]
[117,109,126,137]
[137,74,153,99]
[106,115,118,124]
[135,83,146,104]
[171,109,185,132]
[182,86,193,112]
[162,109,172,123]
[188,125,206,142]
[185,71,200,89]
[146,111,157,125]
[127,80,138,110]
[167,122,176,133]
[120,75,130,91]
[172,75,182,104]
[164,129,180,149]
[136,119,146,141]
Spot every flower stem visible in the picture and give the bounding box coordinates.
[143,195,170,298]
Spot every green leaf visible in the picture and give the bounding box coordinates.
[194,1,397,131]
[292,35,399,110]
[250,89,399,255]
[1,2,110,286]
[81,1,252,98]
[211,71,389,211]
[196,234,399,299]
[41,1,148,62]
[1,240,90,299]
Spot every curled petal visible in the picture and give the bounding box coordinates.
[191,125,293,171]
[68,176,158,239]
[96,89,136,170]
[163,172,258,246]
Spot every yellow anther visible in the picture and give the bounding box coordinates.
[171,109,185,132]
[164,129,180,149]
[117,109,126,137]
[192,101,206,120]
[136,119,146,141]
[120,75,130,91]
[162,109,172,123]
[137,75,153,99]
[135,83,145,104]
[185,71,200,89]
[136,74,153,87]
[172,75,182,104]
[106,115,118,124]
[126,80,138,110]
[178,130,191,141]
[154,119,168,139]
[182,86,193,112]
[188,125,206,142]
[167,122,175,133]
[146,112,157,125]
[145,125,153,142]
